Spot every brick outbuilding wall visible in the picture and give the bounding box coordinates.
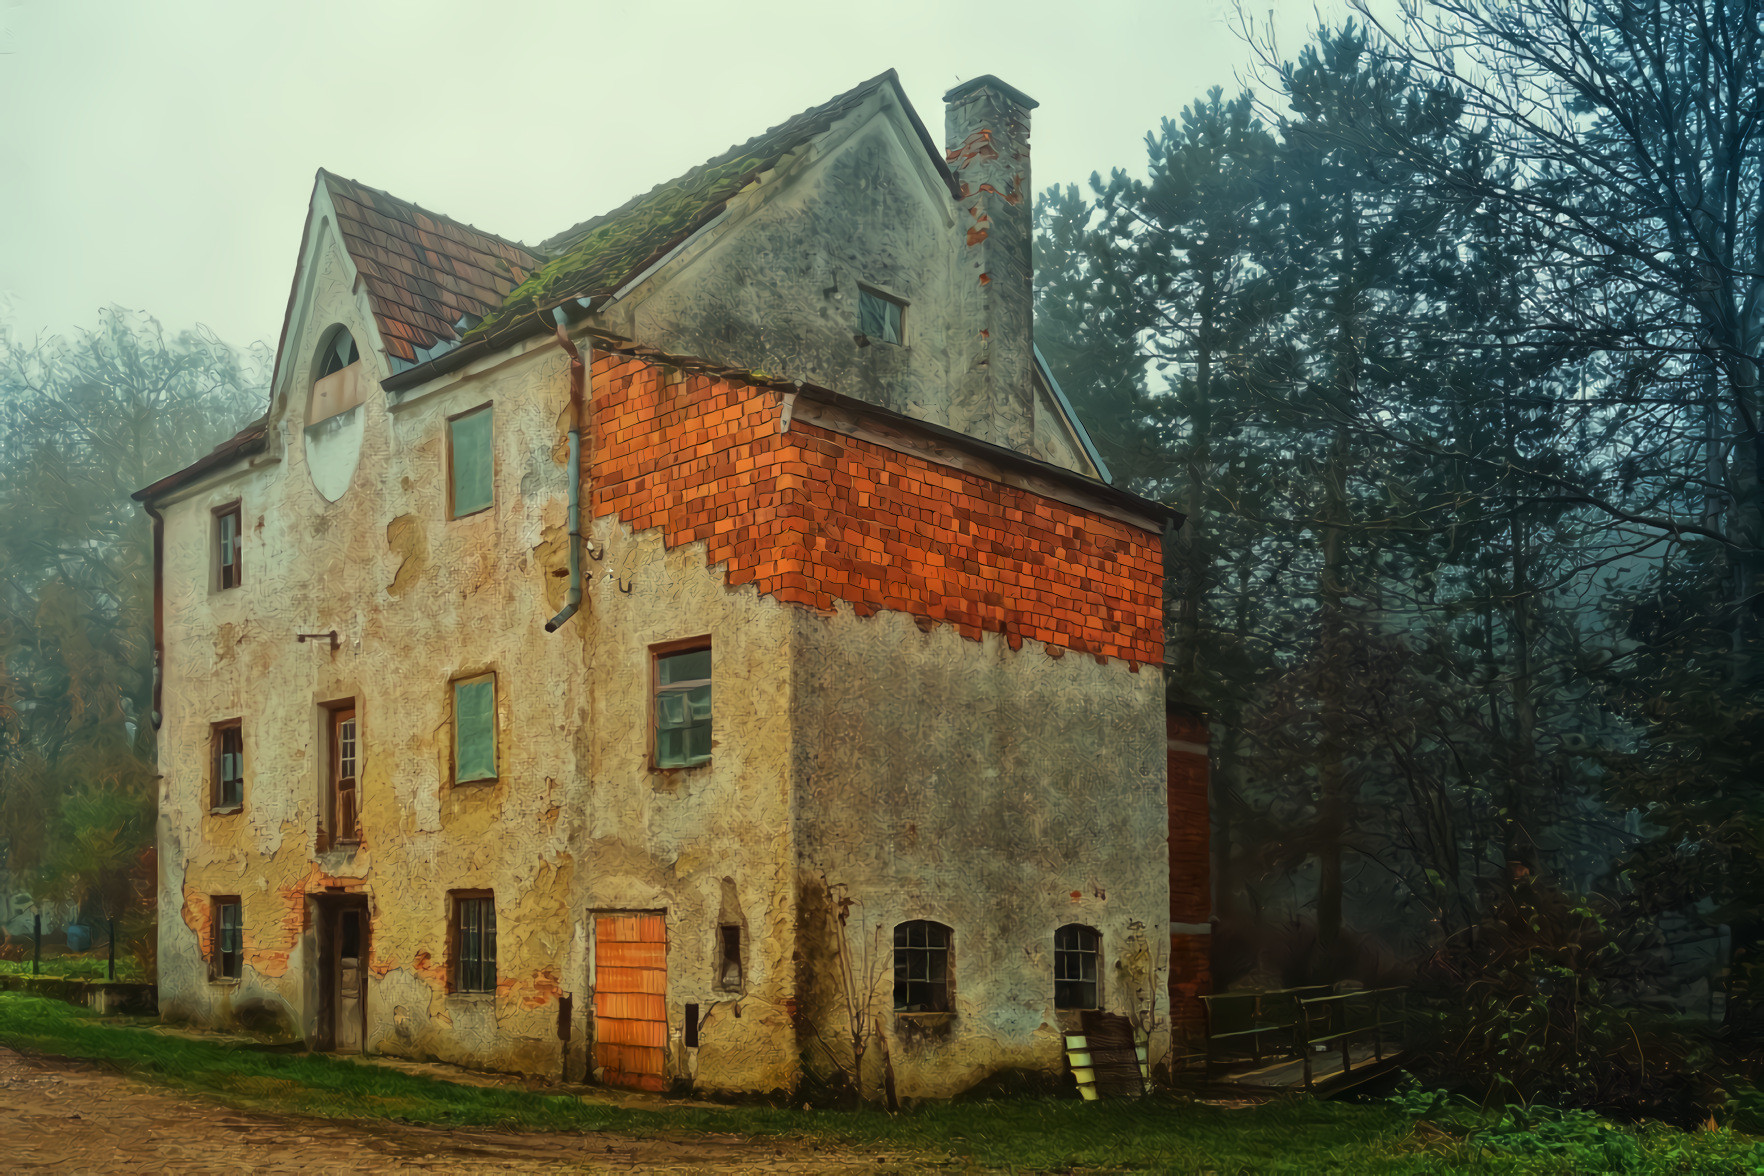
[590,354,1165,666]
[1167,706,1213,1046]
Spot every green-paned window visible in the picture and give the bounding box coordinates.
[858,286,905,345]
[449,406,494,518]
[1053,924,1100,1010]
[454,674,497,783]
[215,899,242,980]
[455,894,496,993]
[655,645,711,768]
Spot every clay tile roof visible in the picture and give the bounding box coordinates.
[132,416,269,502]
[320,171,546,366]
[461,68,954,344]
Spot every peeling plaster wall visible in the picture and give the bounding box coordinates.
[790,608,1169,1100]
[157,216,801,1087]
[574,521,800,1094]
[590,91,1094,477]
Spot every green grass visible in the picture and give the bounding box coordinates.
[0,992,1757,1173]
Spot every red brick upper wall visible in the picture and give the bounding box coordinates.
[589,355,1164,668]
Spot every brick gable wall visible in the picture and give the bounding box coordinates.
[589,354,1164,668]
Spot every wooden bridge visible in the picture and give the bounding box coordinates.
[1195,985,1409,1095]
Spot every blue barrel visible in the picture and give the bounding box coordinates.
[64,924,91,952]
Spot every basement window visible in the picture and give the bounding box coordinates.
[211,720,244,811]
[452,892,497,994]
[653,641,711,769]
[452,673,497,784]
[212,897,242,981]
[858,286,906,346]
[215,501,243,591]
[448,404,494,519]
[1053,924,1101,1010]
[893,920,952,1013]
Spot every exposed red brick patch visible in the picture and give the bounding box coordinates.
[1168,709,1213,1037]
[589,355,1164,667]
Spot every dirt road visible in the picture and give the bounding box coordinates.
[0,1047,921,1173]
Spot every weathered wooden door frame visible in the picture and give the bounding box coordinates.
[312,893,370,1053]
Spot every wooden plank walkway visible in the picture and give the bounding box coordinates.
[1225,1042,1407,1093]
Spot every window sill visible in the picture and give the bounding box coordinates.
[894,1011,953,1024]
[650,759,712,774]
[209,977,240,987]
[451,777,497,789]
[208,805,243,817]
[447,991,495,1002]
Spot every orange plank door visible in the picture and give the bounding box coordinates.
[594,914,668,1091]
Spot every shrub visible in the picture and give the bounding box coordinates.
[1416,878,1723,1121]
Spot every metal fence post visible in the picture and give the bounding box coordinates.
[32,914,40,975]
[107,917,116,982]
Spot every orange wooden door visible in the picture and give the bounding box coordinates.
[594,913,667,1091]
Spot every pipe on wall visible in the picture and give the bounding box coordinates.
[545,310,589,633]
[145,501,166,728]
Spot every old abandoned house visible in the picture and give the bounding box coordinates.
[135,69,1210,1098]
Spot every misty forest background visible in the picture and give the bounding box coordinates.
[1,0,1761,1118]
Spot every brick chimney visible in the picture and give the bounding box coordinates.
[944,75,1038,453]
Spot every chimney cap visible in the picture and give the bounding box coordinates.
[943,74,1040,111]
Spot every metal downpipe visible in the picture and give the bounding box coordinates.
[546,313,588,633]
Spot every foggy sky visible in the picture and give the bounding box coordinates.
[0,0,1354,350]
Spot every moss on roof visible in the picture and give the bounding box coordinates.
[464,71,907,342]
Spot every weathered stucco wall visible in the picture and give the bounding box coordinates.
[790,609,1169,1100]
[157,215,800,1088]
[589,87,1094,477]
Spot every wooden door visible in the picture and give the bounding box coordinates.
[332,906,366,1052]
[593,913,667,1091]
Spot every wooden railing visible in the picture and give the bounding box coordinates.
[1198,985,1329,1079]
[1296,986,1407,1091]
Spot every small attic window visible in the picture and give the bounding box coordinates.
[319,330,360,378]
[858,286,905,346]
[308,327,367,427]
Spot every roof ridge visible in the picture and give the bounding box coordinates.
[537,69,903,256]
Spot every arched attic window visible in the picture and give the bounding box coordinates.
[308,326,366,426]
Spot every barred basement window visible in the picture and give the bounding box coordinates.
[858,285,905,346]
[448,404,494,519]
[1053,924,1101,1010]
[653,642,711,769]
[893,920,951,1013]
[215,501,243,590]
[213,897,242,981]
[212,720,244,810]
[452,673,497,784]
[453,893,497,994]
